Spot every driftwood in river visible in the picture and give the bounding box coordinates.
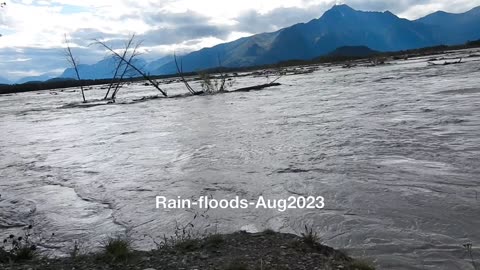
[228,82,281,93]
[59,80,282,107]
[132,82,282,102]
[428,58,463,66]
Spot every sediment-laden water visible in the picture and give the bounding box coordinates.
[1,49,479,269]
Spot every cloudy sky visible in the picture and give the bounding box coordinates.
[1,0,479,82]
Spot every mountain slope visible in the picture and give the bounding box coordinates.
[415,6,480,44]
[51,4,480,80]
[153,4,444,74]
[0,76,11,85]
[152,32,279,75]
[304,5,438,53]
[327,46,379,57]
[61,57,148,80]
[16,74,55,84]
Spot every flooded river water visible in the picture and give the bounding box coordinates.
[1,49,479,269]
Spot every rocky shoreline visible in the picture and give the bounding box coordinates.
[1,231,375,270]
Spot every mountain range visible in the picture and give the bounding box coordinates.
[0,76,11,85]
[10,4,480,84]
[152,4,479,75]
[415,6,480,45]
[61,57,148,80]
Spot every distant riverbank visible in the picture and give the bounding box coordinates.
[1,39,479,96]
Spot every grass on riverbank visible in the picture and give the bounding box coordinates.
[1,230,375,270]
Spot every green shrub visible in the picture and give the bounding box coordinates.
[174,238,200,253]
[349,259,375,270]
[224,259,249,270]
[205,234,224,249]
[0,246,12,263]
[1,225,40,262]
[262,229,276,235]
[103,236,131,261]
[301,225,320,247]
[13,246,36,262]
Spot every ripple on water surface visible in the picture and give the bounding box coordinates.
[0,49,479,269]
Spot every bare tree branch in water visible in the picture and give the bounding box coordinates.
[173,52,199,95]
[64,34,86,102]
[268,66,285,84]
[104,35,136,100]
[198,55,235,94]
[93,37,168,97]
[428,57,463,66]
[104,35,144,101]
[217,55,227,92]
[111,42,143,101]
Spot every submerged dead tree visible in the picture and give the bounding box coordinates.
[173,53,236,96]
[428,58,463,66]
[64,34,86,102]
[214,55,228,92]
[94,37,168,97]
[266,66,284,84]
[103,35,143,101]
[111,42,142,100]
[173,52,200,95]
[198,55,235,94]
[103,36,136,100]
[170,53,284,98]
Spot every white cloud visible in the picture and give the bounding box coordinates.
[1,0,480,81]
[7,57,31,62]
[398,0,479,19]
